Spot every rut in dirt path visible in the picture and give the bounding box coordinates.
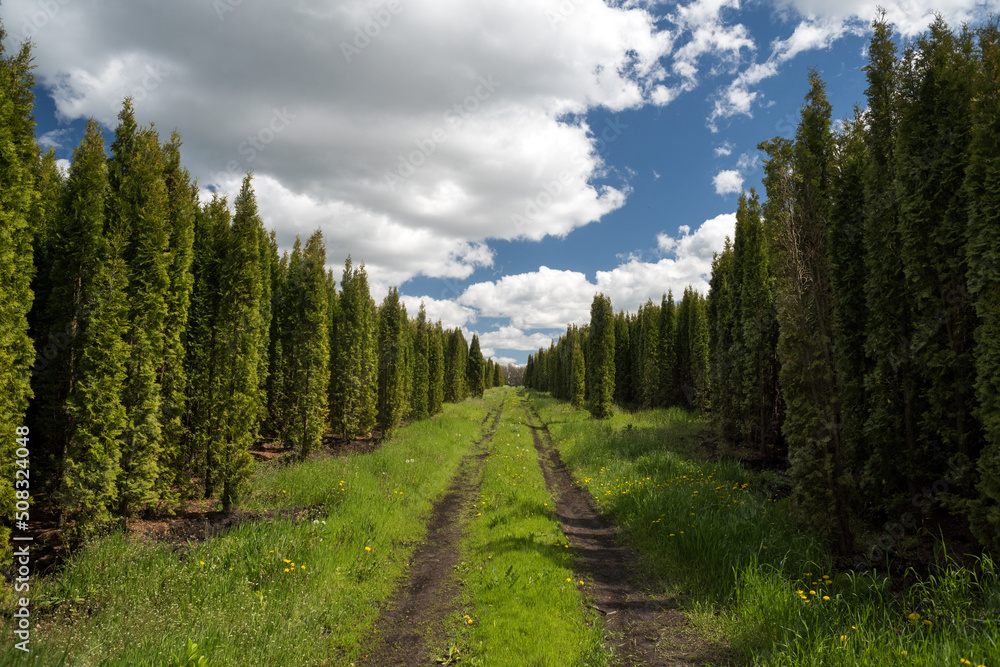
[520,399,736,667]
[358,399,505,667]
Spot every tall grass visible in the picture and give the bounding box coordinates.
[528,390,1000,667]
[1,396,497,666]
[445,390,609,667]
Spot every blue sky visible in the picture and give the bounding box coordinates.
[3,0,993,364]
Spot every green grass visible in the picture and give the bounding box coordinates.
[443,389,609,667]
[527,390,1000,667]
[1,395,498,667]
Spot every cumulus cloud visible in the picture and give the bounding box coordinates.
[398,294,478,330]
[3,0,673,288]
[713,169,743,195]
[459,211,736,331]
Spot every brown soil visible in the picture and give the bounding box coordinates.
[357,399,505,667]
[520,400,738,667]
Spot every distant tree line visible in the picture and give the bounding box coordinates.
[523,287,711,419]
[0,24,505,543]
[526,16,1000,558]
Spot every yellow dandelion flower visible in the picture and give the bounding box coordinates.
[467,619,473,624]
[840,635,846,641]
[301,565,305,569]
[908,612,920,620]
[365,546,371,551]
[284,568,290,572]
[283,559,291,563]
[823,596,830,601]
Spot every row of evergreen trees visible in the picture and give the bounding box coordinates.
[524,16,1000,558]
[708,14,1000,556]
[0,27,505,544]
[523,287,711,417]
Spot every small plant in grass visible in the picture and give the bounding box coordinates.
[168,640,211,667]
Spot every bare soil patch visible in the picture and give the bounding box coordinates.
[358,400,505,667]
[521,400,737,667]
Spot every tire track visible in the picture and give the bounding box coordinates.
[359,397,505,667]
[520,398,734,667]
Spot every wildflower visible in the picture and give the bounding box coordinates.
[840,635,846,641]
[284,559,291,563]
[823,596,830,601]
[200,561,205,565]
[908,612,920,620]
[365,546,372,551]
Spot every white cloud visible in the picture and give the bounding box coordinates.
[3,0,674,288]
[459,211,735,330]
[713,169,743,195]
[478,326,556,352]
[398,294,478,330]
[55,159,71,178]
[771,0,987,37]
[714,141,734,156]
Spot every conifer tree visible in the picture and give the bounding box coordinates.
[428,321,445,414]
[966,19,1000,548]
[737,190,781,450]
[445,329,468,402]
[333,257,378,438]
[410,303,430,419]
[689,290,711,412]
[108,103,171,516]
[861,14,919,509]
[658,292,676,407]
[708,239,738,439]
[376,287,407,437]
[281,231,330,458]
[896,19,979,491]
[571,334,586,408]
[493,361,503,387]
[588,293,615,419]
[184,194,229,497]
[467,333,486,398]
[46,120,129,529]
[213,176,265,510]
[637,299,660,408]
[828,110,869,478]
[157,131,196,499]
[613,311,632,404]
[763,72,854,555]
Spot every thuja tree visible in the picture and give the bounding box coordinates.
[108,104,171,516]
[762,72,854,556]
[467,333,486,399]
[157,131,196,501]
[966,20,1000,549]
[376,287,407,437]
[48,120,129,530]
[213,176,265,511]
[333,257,377,439]
[280,231,330,458]
[410,303,430,420]
[587,293,615,419]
